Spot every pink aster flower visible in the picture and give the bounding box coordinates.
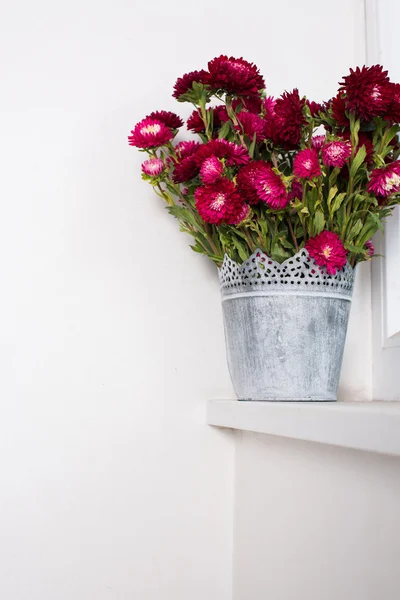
[200,156,224,184]
[236,160,271,204]
[236,111,266,142]
[263,96,276,119]
[194,178,245,225]
[128,117,173,149]
[321,140,352,168]
[306,231,347,275]
[368,162,400,197]
[365,240,375,257]
[311,135,326,150]
[254,167,289,210]
[293,148,322,179]
[141,157,164,177]
[147,110,183,129]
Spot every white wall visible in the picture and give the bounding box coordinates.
[0,1,238,598]
[234,432,400,600]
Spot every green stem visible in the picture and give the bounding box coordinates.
[286,216,299,252]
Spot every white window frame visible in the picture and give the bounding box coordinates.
[366,0,400,400]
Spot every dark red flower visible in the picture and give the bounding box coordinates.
[273,89,307,147]
[174,141,201,159]
[207,55,265,97]
[288,178,303,202]
[330,93,350,129]
[306,231,347,274]
[342,131,374,166]
[387,82,400,123]
[200,156,224,184]
[306,100,323,117]
[235,111,266,141]
[339,65,392,121]
[236,161,271,204]
[187,106,229,135]
[321,140,352,168]
[194,139,249,167]
[173,70,208,99]
[195,178,245,225]
[147,110,183,129]
[171,141,201,183]
[232,96,263,114]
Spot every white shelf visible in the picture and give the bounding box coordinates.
[207,400,400,457]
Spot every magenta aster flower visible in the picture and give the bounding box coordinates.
[195,178,245,225]
[368,162,400,197]
[128,117,173,149]
[273,89,307,147]
[200,156,224,184]
[173,70,208,99]
[306,231,347,275]
[311,135,326,150]
[141,157,164,177]
[365,240,375,257]
[236,161,271,204]
[288,178,303,202]
[263,96,276,119]
[293,148,321,179]
[321,140,352,168]
[254,167,289,210]
[207,55,265,97]
[147,110,183,129]
[236,111,266,141]
[339,65,392,121]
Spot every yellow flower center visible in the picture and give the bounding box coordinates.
[322,245,332,258]
[384,173,400,192]
[211,193,226,210]
[141,124,161,135]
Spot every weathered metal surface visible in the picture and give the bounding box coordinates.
[219,249,355,402]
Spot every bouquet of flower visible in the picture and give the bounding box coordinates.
[128,56,400,273]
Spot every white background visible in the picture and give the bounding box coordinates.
[0,0,379,598]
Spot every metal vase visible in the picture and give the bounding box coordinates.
[219,248,355,402]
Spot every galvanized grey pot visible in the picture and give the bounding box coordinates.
[219,248,355,402]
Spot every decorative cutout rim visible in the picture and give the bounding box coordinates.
[219,248,355,301]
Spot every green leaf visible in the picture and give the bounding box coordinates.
[349,145,367,179]
[344,242,366,255]
[313,209,325,234]
[329,167,341,188]
[218,121,231,139]
[330,192,347,214]
[249,133,257,159]
[347,218,363,240]
[231,236,249,262]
